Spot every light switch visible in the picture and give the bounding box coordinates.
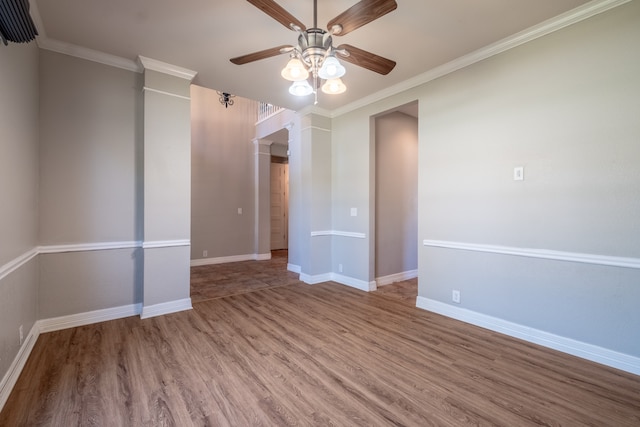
[238,207,243,215]
[514,167,524,181]
[350,208,357,217]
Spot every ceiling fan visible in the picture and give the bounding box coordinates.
[230,0,397,100]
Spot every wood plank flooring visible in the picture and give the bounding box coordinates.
[190,250,299,302]
[2,256,639,426]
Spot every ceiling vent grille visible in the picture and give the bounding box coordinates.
[0,0,38,46]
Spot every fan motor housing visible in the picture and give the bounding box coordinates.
[300,28,329,69]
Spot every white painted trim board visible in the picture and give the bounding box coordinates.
[416,297,640,376]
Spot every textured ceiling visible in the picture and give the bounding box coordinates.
[32,0,592,112]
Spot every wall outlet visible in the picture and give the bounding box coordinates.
[203,250,208,257]
[350,208,357,217]
[238,207,243,215]
[338,264,343,273]
[19,325,24,345]
[452,290,461,304]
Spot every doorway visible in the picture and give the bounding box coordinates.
[270,158,289,250]
[374,101,419,289]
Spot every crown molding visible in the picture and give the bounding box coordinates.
[29,0,141,73]
[331,0,632,118]
[37,37,142,73]
[297,104,332,118]
[137,56,197,81]
[29,0,630,116]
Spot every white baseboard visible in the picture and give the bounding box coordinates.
[38,303,142,333]
[0,323,39,411]
[140,298,192,319]
[416,296,640,376]
[376,269,418,287]
[299,271,376,292]
[332,273,376,292]
[300,272,333,285]
[287,263,301,274]
[191,253,270,266]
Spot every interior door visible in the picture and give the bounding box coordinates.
[270,162,288,250]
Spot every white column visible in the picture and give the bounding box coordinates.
[254,138,273,259]
[137,56,197,318]
[298,112,332,281]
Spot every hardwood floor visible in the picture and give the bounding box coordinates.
[190,250,299,302]
[374,278,418,303]
[2,255,639,426]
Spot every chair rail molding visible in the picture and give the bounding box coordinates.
[423,240,640,270]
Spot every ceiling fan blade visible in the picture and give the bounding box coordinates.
[328,0,397,36]
[247,0,306,31]
[230,45,292,65]
[336,44,396,75]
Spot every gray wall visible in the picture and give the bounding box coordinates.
[191,85,259,259]
[375,112,418,279]
[417,1,640,356]
[0,42,39,385]
[38,50,141,317]
[331,1,640,358]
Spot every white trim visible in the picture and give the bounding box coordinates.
[287,263,301,274]
[142,86,191,101]
[255,253,272,261]
[137,56,197,81]
[300,125,331,133]
[297,105,332,118]
[140,298,192,319]
[0,248,38,281]
[332,273,376,292]
[300,272,333,285]
[35,240,191,254]
[38,303,143,333]
[310,230,366,239]
[254,139,275,147]
[37,38,142,73]
[333,231,366,239]
[256,105,285,124]
[298,271,375,292]
[191,253,269,266]
[0,323,39,411]
[38,241,139,254]
[376,269,418,287]
[142,240,190,249]
[416,296,640,376]
[423,240,640,270]
[331,0,632,118]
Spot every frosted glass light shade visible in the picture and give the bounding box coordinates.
[321,78,346,94]
[289,80,313,96]
[281,58,309,81]
[318,56,346,80]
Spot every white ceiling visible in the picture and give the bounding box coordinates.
[31,0,592,112]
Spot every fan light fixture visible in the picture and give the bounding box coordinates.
[281,33,347,103]
[281,58,309,81]
[289,80,314,96]
[321,78,346,94]
[230,0,398,105]
[318,56,345,80]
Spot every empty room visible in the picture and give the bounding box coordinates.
[1,0,639,425]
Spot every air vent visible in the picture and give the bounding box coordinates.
[0,0,38,46]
